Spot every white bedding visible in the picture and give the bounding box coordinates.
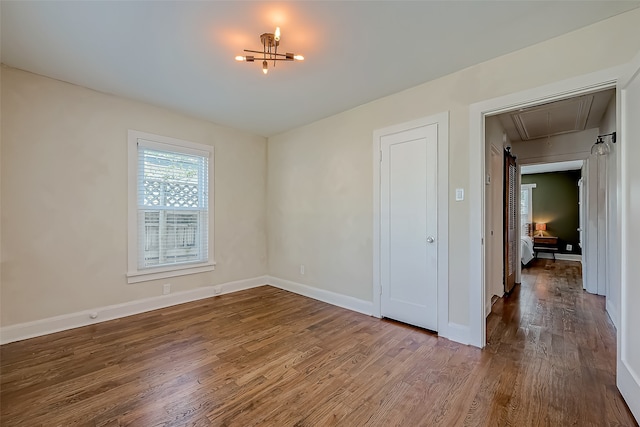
[521,235,535,265]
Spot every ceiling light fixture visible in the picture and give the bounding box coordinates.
[235,27,304,75]
[591,132,616,156]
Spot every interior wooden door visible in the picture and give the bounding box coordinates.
[503,148,517,294]
[380,123,438,331]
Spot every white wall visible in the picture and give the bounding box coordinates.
[267,9,640,328]
[1,67,268,326]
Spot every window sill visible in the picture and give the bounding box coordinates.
[127,262,216,284]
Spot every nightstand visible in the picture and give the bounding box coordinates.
[533,236,559,260]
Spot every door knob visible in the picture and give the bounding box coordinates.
[427,236,435,243]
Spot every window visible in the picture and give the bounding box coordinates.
[127,130,214,283]
[520,183,536,235]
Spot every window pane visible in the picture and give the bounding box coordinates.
[141,209,204,268]
[137,145,208,269]
[141,149,206,208]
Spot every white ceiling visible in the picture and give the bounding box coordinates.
[2,1,639,137]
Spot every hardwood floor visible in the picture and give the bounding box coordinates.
[1,260,637,426]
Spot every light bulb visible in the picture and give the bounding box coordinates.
[294,55,304,61]
[591,141,610,155]
[262,60,268,74]
[235,56,245,62]
[274,27,281,41]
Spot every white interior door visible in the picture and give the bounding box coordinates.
[618,50,640,422]
[380,124,438,331]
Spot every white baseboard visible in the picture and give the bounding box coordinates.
[440,322,470,345]
[266,276,373,316]
[267,277,470,344]
[2,276,473,348]
[606,299,619,330]
[556,253,582,261]
[536,253,582,262]
[618,359,640,422]
[0,276,268,345]
[267,277,474,346]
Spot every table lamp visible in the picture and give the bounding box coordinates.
[535,223,546,237]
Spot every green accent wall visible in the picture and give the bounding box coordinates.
[522,170,581,255]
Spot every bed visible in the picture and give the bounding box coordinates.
[521,223,535,266]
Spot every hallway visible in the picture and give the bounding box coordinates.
[480,259,636,425]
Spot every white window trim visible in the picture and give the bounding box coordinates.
[127,130,215,284]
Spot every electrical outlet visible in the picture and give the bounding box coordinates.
[213,285,222,295]
[300,264,305,275]
[566,244,573,251]
[163,283,171,295]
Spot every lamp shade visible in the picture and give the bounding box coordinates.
[591,139,610,155]
[535,223,546,231]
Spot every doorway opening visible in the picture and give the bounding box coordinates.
[468,67,623,349]
[469,53,640,421]
[484,87,616,320]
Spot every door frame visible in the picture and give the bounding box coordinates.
[372,112,451,337]
[468,65,624,348]
[617,48,640,421]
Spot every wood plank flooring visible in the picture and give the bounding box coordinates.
[1,259,637,426]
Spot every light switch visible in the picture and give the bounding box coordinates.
[455,188,464,201]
